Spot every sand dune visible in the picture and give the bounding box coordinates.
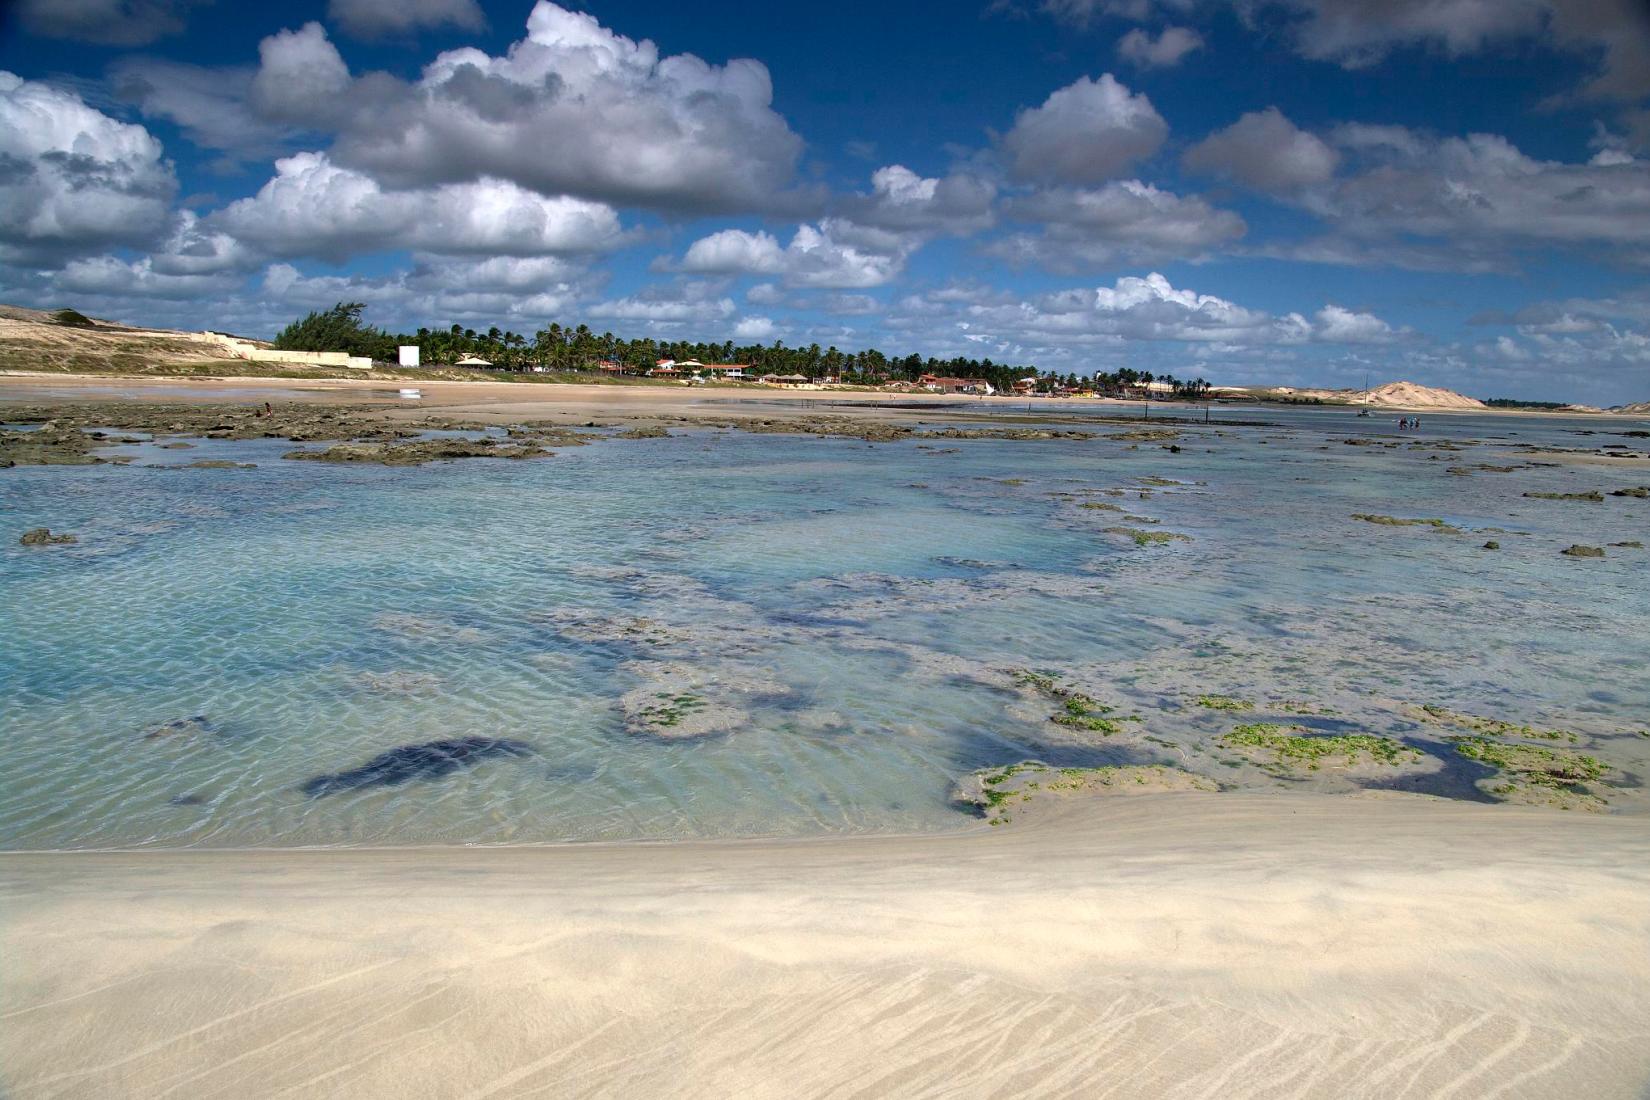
[4,791,1648,1099]
[1361,380,1488,409]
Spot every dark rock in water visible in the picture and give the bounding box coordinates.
[1561,545,1605,558]
[1523,490,1603,502]
[300,737,533,798]
[1611,540,1644,548]
[1482,541,1500,550]
[1610,486,1649,498]
[19,527,76,546]
[168,793,208,806]
[283,439,550,466]
[142,715,217,740]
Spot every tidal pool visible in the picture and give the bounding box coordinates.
[2,413,1646,848]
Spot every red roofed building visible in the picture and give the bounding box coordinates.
[918,374,995,395]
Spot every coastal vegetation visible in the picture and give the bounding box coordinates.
[1485,398,1569,410]
[51,308,95,328]
[272,301,1051,391]
[260,302,1243,397]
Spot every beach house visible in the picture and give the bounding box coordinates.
[918,374,995,395]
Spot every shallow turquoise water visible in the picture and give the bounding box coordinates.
[2,413,1647,848]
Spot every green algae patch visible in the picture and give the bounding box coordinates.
[1450,737,1605,786]
[958,762,1216,824]
[1052,694,1136,735]
[634,692,708,729]
[1277,700,1339,716]
[1221,724,1419,770]
[1450,736,1610,810]
[1351,514,1463,533]
[1010,669,1061,693]
[1561,544,1605,558]
[1194,694,1254,712]
[1077,501,1123,511]
[1416,705,1577,743]
[1103,526,1191,547]
[1011,669,1140,738]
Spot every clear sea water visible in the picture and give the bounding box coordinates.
[3,405,1647,848]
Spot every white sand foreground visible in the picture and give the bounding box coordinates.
[3,791,1648,1099]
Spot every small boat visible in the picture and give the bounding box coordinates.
[398,388,422,399]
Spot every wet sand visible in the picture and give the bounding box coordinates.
[4,791,1648,1099]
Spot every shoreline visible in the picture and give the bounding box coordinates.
[5,790,1649,1098]
[4,369,1645,419]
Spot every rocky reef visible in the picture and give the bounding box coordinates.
[955,762,1215,825]
[19,527,76,545]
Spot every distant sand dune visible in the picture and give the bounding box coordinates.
[4,792,1648,1098]
[1361,380,1488,409]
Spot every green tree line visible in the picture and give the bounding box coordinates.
[274,301,1207,395]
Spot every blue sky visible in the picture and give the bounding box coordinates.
[2,0,1649,403]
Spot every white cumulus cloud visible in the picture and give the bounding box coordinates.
[995,180,1245,269]
[0,72,177,263]
[1117,26,1205,67]
[1183,108,1341,190]
[679,220,913,288]
[299,3,807,214]
[1000,74,1168,185]
[214,152,625,261]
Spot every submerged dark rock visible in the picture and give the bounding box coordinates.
[19,527,76,545]
[283,439,551,465]
[1523,490,1603,502]
[1561,544,1605,558]
[300,737,533,798]
[142,715,217,740]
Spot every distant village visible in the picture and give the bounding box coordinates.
[257,302,1214,400]
[384,349,1197,400]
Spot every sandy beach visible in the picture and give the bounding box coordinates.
[6,370,1643,425]
[4,791,1649,1099]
